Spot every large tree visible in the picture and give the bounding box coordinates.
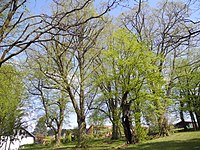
[27,0,122,146]
[173,49,200,130]
[0,64,25,147]
[26,61,69,146]
[93,28,162,144]
[120,0,200,136]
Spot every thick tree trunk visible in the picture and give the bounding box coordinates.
[55,131,61,146]
[55,120,64,146]
[122,114,133,144]
[111,108,120,140]
[121,101,134,144]
[189,111,198,130]
[112,122,119,139]
[180,111,187,130]
[195,112,200,129]
[55,94,66,146]
[77,115,86,147]
[180,101,187,130]
[54,124,63,146]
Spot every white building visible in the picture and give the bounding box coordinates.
[0,128,35,150]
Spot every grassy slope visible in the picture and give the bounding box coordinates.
[23,131,200,150]
[127,131,200,150]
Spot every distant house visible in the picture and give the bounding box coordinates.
[0,128,35,150]
[175,121,194,129]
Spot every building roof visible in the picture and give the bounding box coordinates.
[20,128,36,138]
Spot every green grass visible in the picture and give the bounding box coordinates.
[127,131,200,150]
[22,131,200,150]
[22,138,125,150]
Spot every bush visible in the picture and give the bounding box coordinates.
[78,134,94,148]
[62,130,73,144]
[134,125,148,143]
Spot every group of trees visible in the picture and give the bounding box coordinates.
[0,0,200,147]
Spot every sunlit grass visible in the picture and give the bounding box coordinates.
[127,131,200,150]
[22,131,200,150]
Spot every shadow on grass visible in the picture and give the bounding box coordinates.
[126,138,200,150]
[22,144,52,150]
[55,145,112,150]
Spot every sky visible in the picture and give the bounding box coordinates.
[27,0,159,16]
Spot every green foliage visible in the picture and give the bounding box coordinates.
[173,50,200,114]
[88,110,107,126]
[135,123,148,142]
[62,130,72,143]
[98,27,161,96]
[0,64,25,136]
[33,116,48,137]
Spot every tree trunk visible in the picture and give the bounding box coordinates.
[112,122,119,139]
[111,108,120,140]
[189,111,198,130]
[55,122,63,146]
[122,114,133,144]
[55,93,66,146]
[121,101,134,144]
[77,115,86,147]
[55,131,61,146]
[53,123,62,146]
[180,101,187,130]
[195,112,200,129]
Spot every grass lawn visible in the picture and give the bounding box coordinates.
[22,131,200,150]
[127,131,200,150]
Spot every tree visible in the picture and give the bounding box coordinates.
[174,50,200,130]
[33,116,48,137]
[27,0,122,147]
[0,64,25,147]
[26,65,69,146]
[120,0,200,136]
[93,28,161,144]
[88,109,107,127]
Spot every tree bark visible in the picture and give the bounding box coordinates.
[195,112,200,129]
[189,111,198,130]
[122,113,133,144]
[180,101,187,130]
[77,115,86,147]
[121,101,134,144]
[55,131,60,146]
[111,107,120,140]
[112,121,119,139]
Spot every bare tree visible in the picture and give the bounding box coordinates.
[0,0,122,67]
[0,0,46,66]
[25,58,69,146]
[26,0,123,147]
